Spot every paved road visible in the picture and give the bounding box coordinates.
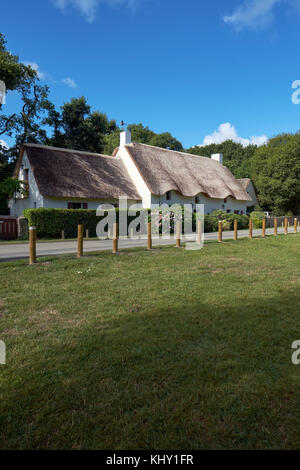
[0,227,294,262]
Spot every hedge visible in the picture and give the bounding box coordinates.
[23,208,144,239]
[23,208,250,239]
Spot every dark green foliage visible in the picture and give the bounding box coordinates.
[104,123,183,155]
[23,208,250,239]
[203,210,249,232]
[251,133,300,215]
[44,97,117,153]
[0,33,36,96]
[23,208,144,239]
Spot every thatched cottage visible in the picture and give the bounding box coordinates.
[9,131,256,217]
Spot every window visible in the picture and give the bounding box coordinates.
[227,209,231,214]
[224,198,227,203]
[195,196,200,204]
[234,210,239,215]
[67,202,89,209]
[166,191,171,201]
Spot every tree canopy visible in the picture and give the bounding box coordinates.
[251,133,300,215]
[103,123,183,154]
[0,33,36,100]
[44,97,117,153]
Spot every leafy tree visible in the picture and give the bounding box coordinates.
[0,33,53,213]
[45,97,117,153]
[103,123,183,154]
[0,33,36,105]
[251,132,300,215]
[128,123,154,142]
[149,132,183,151]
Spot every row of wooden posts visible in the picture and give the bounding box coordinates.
[29,217,299,265]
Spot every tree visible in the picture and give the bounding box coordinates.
[149,132,183,151]
[0,33,36,106]
[103,123,183,154]
[0,33,53,213]
[45,97,117,153]
[251,132,300,215]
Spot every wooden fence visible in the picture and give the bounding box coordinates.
[27,216,300,265]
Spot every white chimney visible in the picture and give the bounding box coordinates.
[120,130,131,146]
[211,153,223,165]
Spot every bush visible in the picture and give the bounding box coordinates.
[24,207,250,239]
[250,211,265,229]
[207,210,249,231]
[23,208,143,239]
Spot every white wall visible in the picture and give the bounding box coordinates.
[43,197,139,209]
[116,146,152,208]
[245,182,258,208]
[151,191,247,214]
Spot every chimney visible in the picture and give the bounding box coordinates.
[211,153,223,165]
[120,130,131,146]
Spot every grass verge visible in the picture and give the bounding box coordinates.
[0,235,299,449]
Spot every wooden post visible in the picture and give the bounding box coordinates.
[284,217,288,235]
[147,222,152,250]
[234,219,238,241]
[197,219,203,244]
[176,221,181,248]
[130,228,134,238]
[262,218,266,238]
[112,223,118,254]
[249,219,253,239]
[77,224,83,258]
[61,230,65,240]
[294,218,298,234]
[29,226,37,265]
[274,218,278,236]
[86,229,89,239]
[218,221,222,243]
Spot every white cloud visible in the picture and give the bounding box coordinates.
[223,0,300,30]
[223,0,283,30]
[200,123,268,147]
[23,62,78,89]
[62,77,77,88]
[52,0,141,23]
[23,61,46,80]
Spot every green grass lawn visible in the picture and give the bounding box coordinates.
[0,235,299,450]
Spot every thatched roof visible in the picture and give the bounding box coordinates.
[125,143,252,201]
[237,178,252,190]
[16,144,141,200]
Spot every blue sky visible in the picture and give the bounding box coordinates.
[2,0,300,149]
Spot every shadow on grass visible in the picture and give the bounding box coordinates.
[0,282,299,450]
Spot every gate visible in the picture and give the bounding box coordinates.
[0,217,18,240]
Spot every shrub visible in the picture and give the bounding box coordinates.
[208,210,249,231]
[23,208,142,239]
[250,211,265,229]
